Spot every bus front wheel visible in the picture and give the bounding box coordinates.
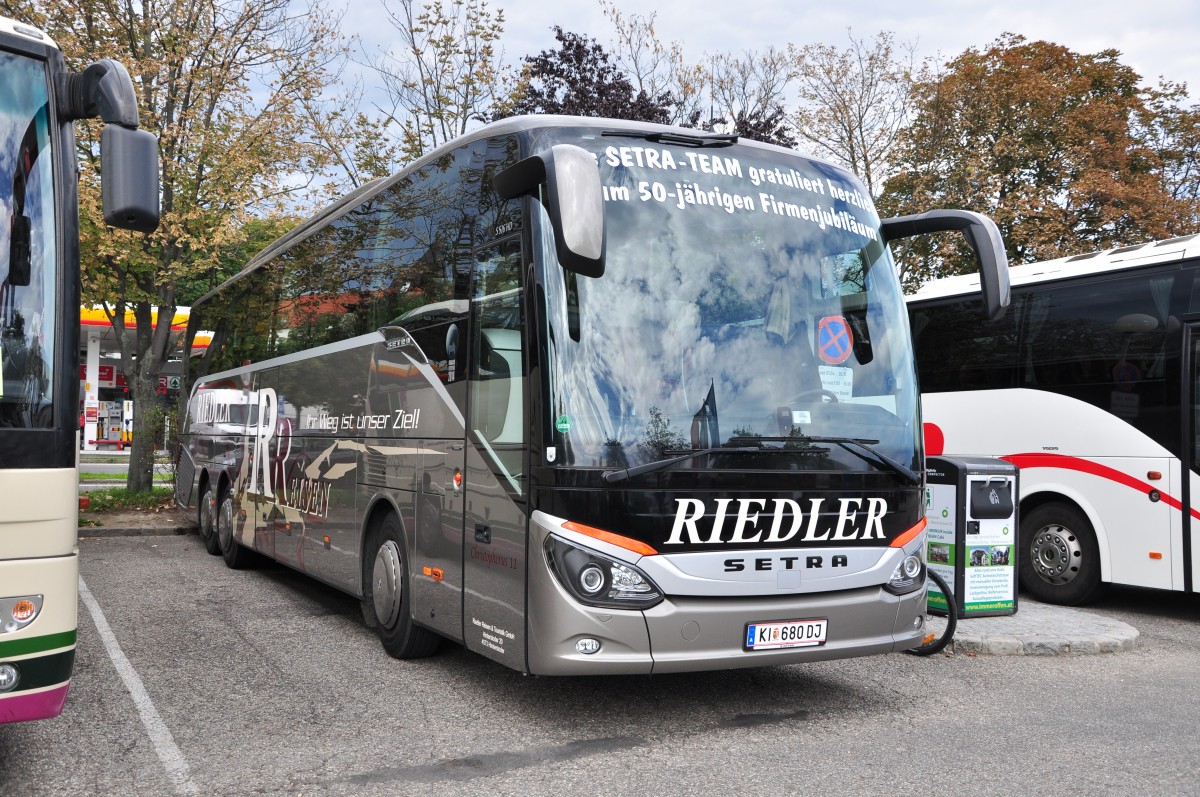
[1019,502,1104,605]
[363,513,441,660]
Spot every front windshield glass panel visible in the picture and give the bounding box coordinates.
[537,129,919,476]
[0,51,57,430]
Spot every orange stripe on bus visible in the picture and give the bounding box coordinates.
[562,521,658,556]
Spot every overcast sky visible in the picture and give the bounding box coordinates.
[341,0,1199,101]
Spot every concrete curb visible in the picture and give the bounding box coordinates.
[80,525,197,538]
[939,600,1139,656]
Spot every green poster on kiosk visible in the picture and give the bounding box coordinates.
[925,456,1019,618]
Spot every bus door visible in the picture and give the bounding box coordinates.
[413,440,466,640]
[399,309,470,642]
[461,241,528,670]
[1184,324,1200,593]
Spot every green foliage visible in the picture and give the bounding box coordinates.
[7,0,346,491]
[879,35,1194,285]
[500,27,672,122]
[82,488,175,512]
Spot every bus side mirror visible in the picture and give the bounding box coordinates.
[493,144,605,278]
[882,209,1010,320]
[101,124,160,232]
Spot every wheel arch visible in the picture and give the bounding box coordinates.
[358,494,406,598]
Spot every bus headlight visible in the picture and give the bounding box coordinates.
[0,664,18,692]
[884,554,925,595]
[545,536,663,610]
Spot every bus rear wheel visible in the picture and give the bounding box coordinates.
[197,481,221,556]
[1019,502,1104,605]
[363,513,440,660]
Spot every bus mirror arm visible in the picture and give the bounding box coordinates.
[493,145,605,278]
[882,209,1011,320]
[57,59,140,127]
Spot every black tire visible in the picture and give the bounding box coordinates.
[197,481,221,556]
[907,569,958,657]
[216,485,257,570]
[362,513,440,659]
[1019,502,1105,606]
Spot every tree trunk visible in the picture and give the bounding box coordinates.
[125,371,160,493]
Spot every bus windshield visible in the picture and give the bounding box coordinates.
[536,130,919,476]
[0,51,56,430]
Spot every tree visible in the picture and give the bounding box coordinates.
[365,0,507,163]
[790,31,919,194]
[879,35,1191,285]
[1139,81,1200,233]
[727,105,796,149]
[704,48,795,145]
[599,1,705,126]
[12,0,344,490]
[499,27,671,122]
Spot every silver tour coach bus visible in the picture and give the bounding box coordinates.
[175,116,1007,674]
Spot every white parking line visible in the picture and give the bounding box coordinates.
[78,576,200,797]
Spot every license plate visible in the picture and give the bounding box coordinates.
[744,619,828,650]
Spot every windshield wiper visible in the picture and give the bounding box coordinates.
[731,435,921,485]
[810,437,921,485]
[602,446,764,483]
[603,129,739,148]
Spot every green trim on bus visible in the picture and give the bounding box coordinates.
[0,629,77,658]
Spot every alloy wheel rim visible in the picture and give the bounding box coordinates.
[1030,524,1082,585]
[372,540,403,628]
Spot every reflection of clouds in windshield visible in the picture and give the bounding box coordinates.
[0,123,17,266]
[575,205,817,445]
[0,52,57,428]
[542,137,916,469]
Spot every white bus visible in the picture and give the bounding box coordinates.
[907,235,1200,605]
[176,116,1007,674]
[0,18,158,722]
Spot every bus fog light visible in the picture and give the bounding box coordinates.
[914,615,925,630]
[576,638,601,655]
[0,664,18,693]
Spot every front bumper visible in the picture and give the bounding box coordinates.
[526,516,926,675]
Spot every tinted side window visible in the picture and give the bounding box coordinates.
[193,266,284,376]
[193,139,497,379]
[909,298,1020,392]
[1024,272,1174,444]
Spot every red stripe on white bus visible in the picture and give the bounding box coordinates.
[1001,452,1200,521]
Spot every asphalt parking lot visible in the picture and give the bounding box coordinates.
[2,533,1198,797]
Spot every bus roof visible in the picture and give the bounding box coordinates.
[0,17,56,48]
[195,115,856,308]
[906,233,1200,302]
